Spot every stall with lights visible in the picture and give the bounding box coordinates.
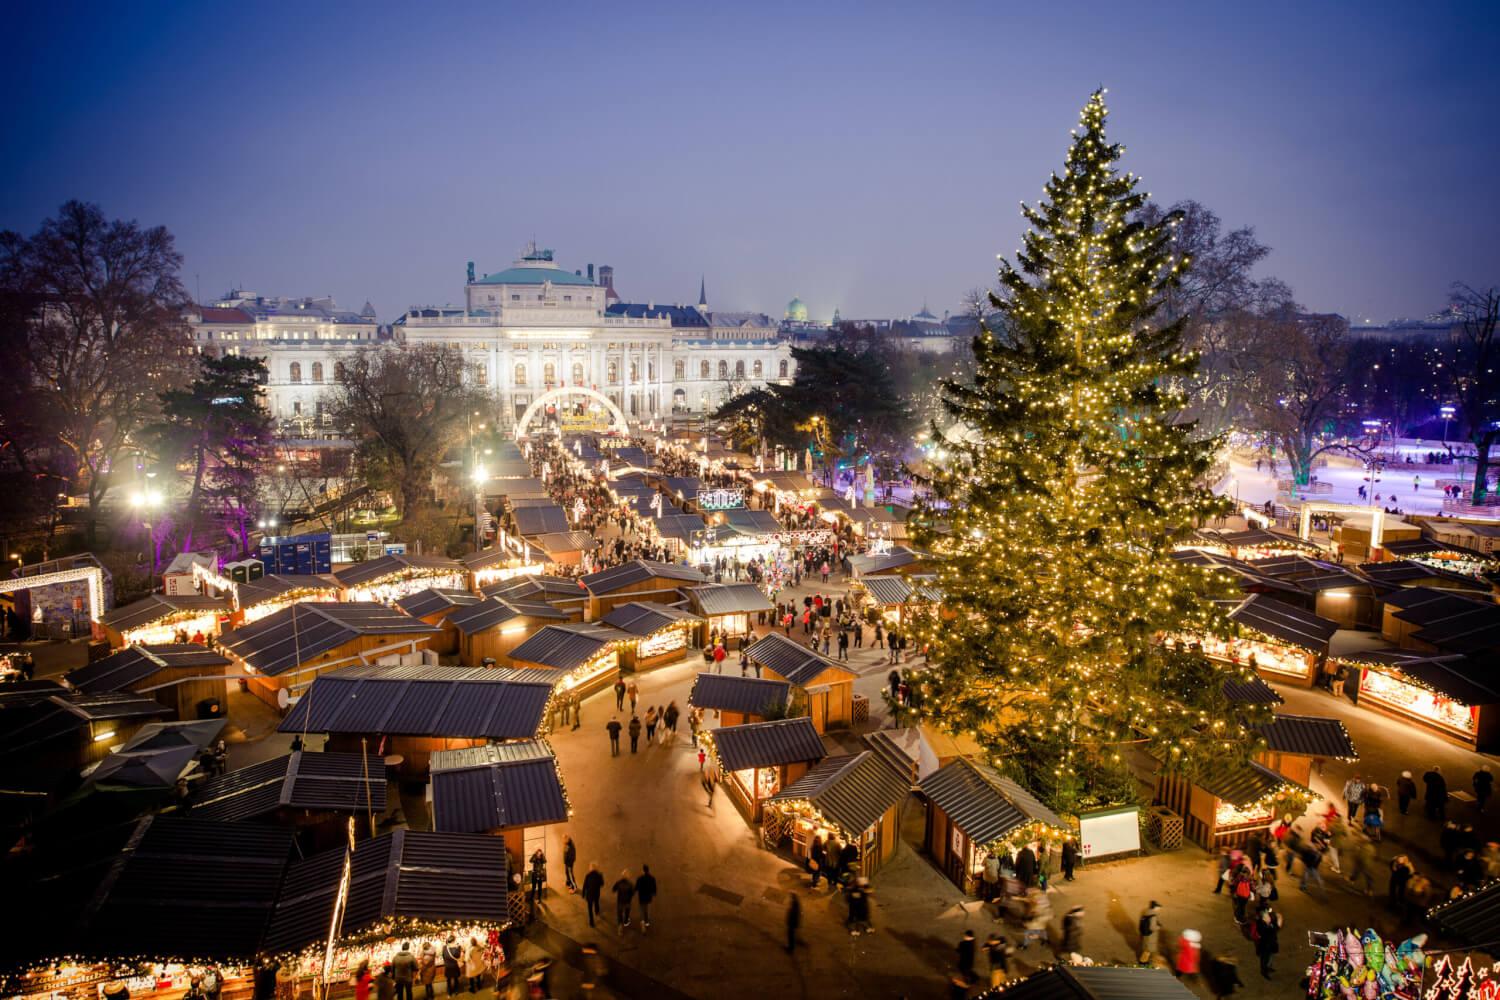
[744,633,856,734]
[333,553,466,604]
[845,545,937,581]
[0,553,112,641]
[703,717,828,823]
[461,544,546,590]
[483,574,589,619]
[1194,594,1338,687]
[916,757,1074,897]
[599,601,702,671]
[526,530,599,569]
[762,750,911,879]
[749,470,820,517]
[63,644,233,721]
[1252,713,1359,786]
[218,602,439,711]
[579,559,708,620]
[506,622,629,698]
[227,572,340,627]
[1344,650,1500,750]
[190,749,387,850]
[1374,584,1500,652]
[448,597,571,668]
[0,688,170,782]
[1381,536,1500,582]
[856,574,943,627]
[683,583,775,646]
[99,594,232,647]
[428,740,570,864]
[689,673,791,727]
[394,588,483,654]
[1153,757,1309,851]
[1180,527,1322,562]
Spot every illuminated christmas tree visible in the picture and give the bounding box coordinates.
[913,91,1257,810]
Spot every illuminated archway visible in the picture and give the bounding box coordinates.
[515,385,629,439]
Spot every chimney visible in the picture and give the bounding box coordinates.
[587,263,595,283]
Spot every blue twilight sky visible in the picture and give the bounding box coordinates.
[3,0,1496,325]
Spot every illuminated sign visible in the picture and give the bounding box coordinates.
[698,488,744,510]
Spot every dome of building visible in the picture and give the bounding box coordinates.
[786,296,808,322]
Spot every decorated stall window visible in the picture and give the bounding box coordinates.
[1359,670,1478,735]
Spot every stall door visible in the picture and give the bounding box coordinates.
[807,688,829,732]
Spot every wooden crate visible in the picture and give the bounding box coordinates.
[1147,806,1183,851]
[851,694,869,726]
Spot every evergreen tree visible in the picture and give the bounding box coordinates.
[913,91,1257,811]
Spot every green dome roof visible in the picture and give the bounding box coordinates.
[786,296,808,321]
[476,266,597,286]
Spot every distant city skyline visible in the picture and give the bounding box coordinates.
[3,1,1496,325]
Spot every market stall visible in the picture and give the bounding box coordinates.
[599,601,701,671]
[482,575,589,619]
[428,740,569,862]
[229,573,340,627]
[64,643,233,721]
[703,717,827,823]
[394,588,483,654]
[916,757,1073,897]
[448,597,571,668]
[857,574,943,626]
[100,594,231,647]
[763,750,910,879]
[1198,594,1338,687]
[1252,713,1359,785]
[1345,650,1500,750]
[683,583,775,644]
[333,554,466,604]
[190,750,387,850]
[461,544,546,590]
[506,622,628,697]
[579,559,707,620]
[1380,537,1500,581]
[1153,757,1308,850]
[743,633,856,733]
[689,673,791,727]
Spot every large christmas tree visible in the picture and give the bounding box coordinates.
[913,91,1255,810]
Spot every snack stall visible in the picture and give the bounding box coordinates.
[1154,758,1308,850]
[599,601,702,671]
[506,622,627,698]
[333,554,466,605]
[1252,713,1359,786]
[100,594,232,647]
[916,757,1073,897]
[763,750,911,879]
[683,583,775,645]
[1197,594,1338,687]
[703,717,828,823]
[1346,651,1500,750]
[228,573,339,627]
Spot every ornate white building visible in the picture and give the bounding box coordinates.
[399,245,793,429]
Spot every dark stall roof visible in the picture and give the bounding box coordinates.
[600,601,702,636]
[918,758,1069,845]
[754,471,815,492]
[1221,675,1285,705]
[848,546,932,576]
[581,559,707,595]
[86,744,200,789]
[482,574,589,603]
[509,623,626,670]
[1377,585,1480,612]
[513,504,571,537]
[1409,606,1500,654]
[1255,714,1358,760]
[1216,528,1314,550]
[708,717,827,772]
[262,829,508,954]
[236,574,337,609]
[1429,877,1500,944]
[765,751,910,836]
[993,965,1198,1000]
[744,633,853,687]
[277,666,552,740]
[531,530,600,554]
[684,583,775,616]
[1244,555,1334,579]
[448,596,570,635]
[690,673,791,716]
[430,748,567,832]
[651,512,707,541]
[1358,559,1481,589]
[80,816,294,959]
[66,643,232,693]
[218,602,437,676]
[662,476,700,498]
[394,588,482,619]
[1229,594,1338,653]
[333,553,463,588]
[861,575,914,606]
[1193,758,1293,807]
[120,719,226,753]
[191,751,387,823]
[0,693,169,758]
[719,508,783,535]
[462,546,525,571]
[100,593,229,632]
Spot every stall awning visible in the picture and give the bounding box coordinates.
[685,583,775,616]
[1192,758,1294,808]
[333,553,464,588]
[690,673,790,715]
[1221,675,1284,705]
[719,508,783,535]
[218,602,437,676]
[430,742,567,833]
[861,575,913,605]
[66,643,232,693]
[395,587,483,619]
[1255,714,1358,760]
[993,965,1198,1000]
[237,574,338,609]
[1428,877,1500,944]
[99,593,231,633]
[509,622,626,670]
[531,530,600,554]
[765,751,910,836]
[1228,594,1337,653]
[447,596,570,636]
[581,559,708,595]
[513,504,571,536]
[848,546,932,575]
[708,717,827,772]
[917,758,1069,846]
[651,512,707,541]
[745,632,854,687]
[191,751,387,823]
[277,665,553,740]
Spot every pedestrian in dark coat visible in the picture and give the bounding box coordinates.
[614,676,626,710]
[606,717,622,756]
[1061,838,1079,881]
[1475,765,1494,813]
[635,864,658,929]
[1206,955,1244,998]
[1062,906,1084,955]
[612,870,636,929]
[810,835,827,888]
[1423,765,1448,820]
[785,892,802,953]
[1253,907,1282,978]
[628,715,641,753]
[563,836,578,892]
[1016,845,1037,888]
[440,937,462,996]
[582,864,604,927]
[957,930,977,984]
[1396,771,1417,814]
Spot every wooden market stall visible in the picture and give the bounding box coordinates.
[1381,536,1500,580]
[683,583,775,644]
[763,750,911,879]
[448,597,571,667]
[218,602,439,710]
[100,594,231,647]
[845,545,936,580]
[63,643,233,720]
[277,664,555,777]
[1199,594,1339,687]
[429,740,569,863]
[333,553,466,604]
[1253,713,1359,785]
[743,633,856,733]
[862,725,984,783]
[0,690,170,784]
[1375,585,1500,653]
[190,750,387,851]
[394,587,483,654]
[704,717,827,823]
[230,573,339,627]
[1346,650,1500,750]
[857,574,943,626]
[506,622,629,697]
[599,601,703,671]
[482,574,589,619]
[579,559,708,619]
[916,757,1072,897]
[689,672,791,727]
[528,531,600,569]
[1153,758,1307,850]
[461,544,547,590]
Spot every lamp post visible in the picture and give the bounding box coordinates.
[1440,405,1455,445]
[131,489,164,593]
[473,465,487,554]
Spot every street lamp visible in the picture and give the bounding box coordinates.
[131,489,164,593]
[472,465,487,554]
[1440,405,1455,445]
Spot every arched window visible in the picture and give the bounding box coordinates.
[514,363,526,386]
[753,360,763,377]
[311,362,323,383]
[543,362,555,385]
[629,362,639,383]
[674,360,685,380]
[779,360,789,378]
[735,361,745,378]
[476,365,488,387]
[607,361,618,384]
[334,361,346,381]
[700,361,709,379]
[718,360,728,378]
[289,362,301,383]
[572,362,584,385]
[648,362,655,381]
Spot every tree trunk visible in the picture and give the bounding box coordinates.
[1473,429,1497,503]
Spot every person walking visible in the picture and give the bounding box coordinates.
[571,690,581,731]
[1061,837,1079,881]
[390,944,416,1000]
[984,932,1013,988]
[635,864,657,929]
[837,630,849,660]
[874,623,884,649]
[785,892,802,954]
[440,937,462,997]
[1424,765,1448,820]
[628,714,641,753]
[664,701,680,737]
[689,707,701,747]
[1475,765,1493,814]
[957,930,977,985]
[374,965,395,1000]
[1061,906,1084,956]
[417,943,436,1000]
[1253,907,1282,979]
[703,768,717,806]
[1206,955,1244,998]
[612,870,636,930]
[464,937,486,994]
[644,706,658,744]
[614,675,626,711]
[606,717,622,756]
[1138,901,1162,963]
[810,835,827,888]
[627,680,639,714]
[563,836,578,893]
[582,863,604,928]
[1342,775,1365,822]
[846,876,872,936]
[1388,854,1414,908]
[1016,843,1037,889]
[1396,770,1417,815]
[1298,838,1327,902]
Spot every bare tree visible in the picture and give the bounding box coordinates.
[328,343,489,518]
[1244,310,1362,485]
[1444,283,1500,500]
[0,201,192,542]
